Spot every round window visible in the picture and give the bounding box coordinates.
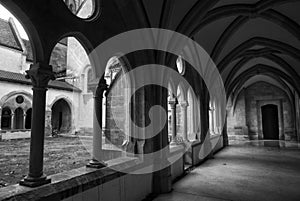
[62,0,96,19]
[176,56,185,74]
[16,95,24,104]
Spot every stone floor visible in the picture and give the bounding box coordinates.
[154,141,300,201]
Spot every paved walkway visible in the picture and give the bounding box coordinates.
[154,141,300,201]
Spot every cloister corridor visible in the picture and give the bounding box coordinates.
[154,142,300,201]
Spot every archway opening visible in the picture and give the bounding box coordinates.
[103,56,129,149]
[25,108,32,129]
[14,108,24,129]
[51,99,72,133]
[262,104,279,140]
[1,107,11,130]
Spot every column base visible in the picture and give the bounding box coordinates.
[19,174,51,187]
[86,159,107,169]
[169,140,177,146]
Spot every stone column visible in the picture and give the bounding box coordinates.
[23,111,27,129]
[0,107,2,130]
[169,98,178,145]
[11,111,14,130]
[181,101,189,142]
[209,106,215,134]
[87,78,107,168]
[20,63,55,187]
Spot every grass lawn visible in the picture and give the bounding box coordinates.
[0,136,91,188]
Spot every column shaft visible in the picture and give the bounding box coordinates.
[169,99,178,145]
[87,78,107,168]
[181,101,188,142]
[11,112,14,130]
[0,109,2,130]
[23,113,27,129]
[29,88,47,178]
[20,62,54,187]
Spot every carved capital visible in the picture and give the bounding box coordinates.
[180,101,189,108]
[25,63,55,88]
[168,98,178,108]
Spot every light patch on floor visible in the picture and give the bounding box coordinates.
[154,142,300,201]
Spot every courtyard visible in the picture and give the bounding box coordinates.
[0,136,91,187]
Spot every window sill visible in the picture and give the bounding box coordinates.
[0,157,139,201]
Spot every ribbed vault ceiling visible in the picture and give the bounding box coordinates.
[1,0,300,102]
[142,0,300,100]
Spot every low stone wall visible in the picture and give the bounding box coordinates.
[0,145,188,201]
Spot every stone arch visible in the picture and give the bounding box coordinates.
[189,0,298,37]
[208,10,300,62]
[226,64,300,98]
[0,91,32,116]
[0,91,32,108]
[218,37,300,73]
[51,98,72,133]
[104,55,133,146]
[1,107,12,130]
[49,95,73,111]
[224,53,300,89]
[0,1,45,62]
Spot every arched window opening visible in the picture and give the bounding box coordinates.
[104,57,122,86]
[51,99,72,133]
[209,101,216,134]
[103,56,130,153]
[167,85,175,143]
[50,37,90,89]
[63,0,96,19]
[14,107,24,129]
[176,85,185,141]
[176,56,185,75]
[49,36,91,135]
[25,108,32,129]
[50,39,69,82]
[187,89,196,141]
[1,107,11,130]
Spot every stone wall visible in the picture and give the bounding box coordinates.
[227,82,296,142]
[0,46,23,73]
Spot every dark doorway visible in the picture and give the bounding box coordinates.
[14,108,24,129]
[51,99,72,133]
[58,112,63,130]
[1,107,11,129]
[262,104,279,140]
[25,108,32,129]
